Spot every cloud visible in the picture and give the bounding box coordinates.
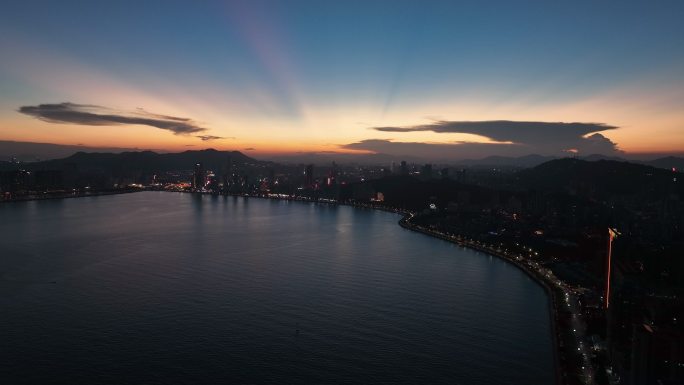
[196,135,231,141]
[356,120,621,160]
[19,102,207,135]
[244,147,256,151]
[341,139,509,160]
[374,120,616,144]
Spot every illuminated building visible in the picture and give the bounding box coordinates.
[304,164,314,187]
[192,162,205,190]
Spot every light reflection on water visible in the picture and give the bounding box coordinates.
[0,192,553,384]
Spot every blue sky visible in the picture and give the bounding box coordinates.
[1,0,683,159]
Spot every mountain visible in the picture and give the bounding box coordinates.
[645,156,684,171]
[456,154,630,168]
[23,149,262,174]
[264,152,424,166]
[0,140,147,162]
[581,154,629,162]
[517,158,682,198]
[458,154,556,168]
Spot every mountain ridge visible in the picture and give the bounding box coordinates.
[15,149,262,174]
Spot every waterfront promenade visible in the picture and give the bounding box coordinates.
[188,191,595,384]
[3,187,595,384]
[398,212,595,385]
[0,188,140,203]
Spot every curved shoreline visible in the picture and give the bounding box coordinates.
[222,193,574,384]
[176,191,569,383]
[0,188,140,203]
[397,213,563,385]
[4,189,584,383]
[168,191,585,385]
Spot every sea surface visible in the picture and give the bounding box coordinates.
[0,192,553,384]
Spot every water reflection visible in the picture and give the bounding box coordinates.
[0,192,553,385]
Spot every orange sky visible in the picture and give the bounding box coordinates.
[1,2,683,158]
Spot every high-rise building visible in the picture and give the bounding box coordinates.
[192,162,205,190]
[207,172,219,192]
[420,164,433,179]
[327,162,338,186]
[400,161,408,176]
[440,168,449,179]
[304,164,314,187]
[268,168,275,189]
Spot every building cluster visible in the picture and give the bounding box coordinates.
[403,167,683,385]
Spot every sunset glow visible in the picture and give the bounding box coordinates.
[1,1,683,159]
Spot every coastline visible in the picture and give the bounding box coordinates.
[240,193,572,383]
[398,213,564,385]
[397,212,599,385]
[223,193,579,384]
[195,191,577,384]
[0,188,141,203]
[3,189,585,383]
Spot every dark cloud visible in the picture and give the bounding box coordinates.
[196,135,230,141]
[19,102,207,135]
[342,135,620,162]
[243,147,256,151]
[341,139,510,160]
[374,120,616,144]
[357,120,621,160]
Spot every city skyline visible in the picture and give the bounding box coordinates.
[2,4,682,382]
[1,1,684,160]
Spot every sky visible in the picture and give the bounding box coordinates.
[1,0,683,161]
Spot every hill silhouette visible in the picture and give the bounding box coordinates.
[517,158,682,199]
[24,149,261,175]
